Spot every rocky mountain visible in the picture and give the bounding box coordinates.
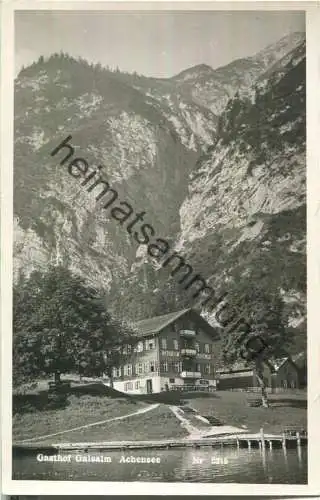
[171,31,305,114]
[14,54,198,289]
[113,72,218,152]
[177,39,306,326]
[13,32,306,351]
[113,32,304,137]
[111,36,306,346]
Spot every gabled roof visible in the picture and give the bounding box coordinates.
[292,351,306,369]
[270,357,290,371]
[131,308,219,339]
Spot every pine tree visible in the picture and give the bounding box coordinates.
[13,265,136,386]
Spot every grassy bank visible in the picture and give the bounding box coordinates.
[13,381,188,444]
[185,391,307,434]
[13,393,147,442]
[13,384,307,444]
[39,405,188,445]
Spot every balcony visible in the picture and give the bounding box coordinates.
[180,371,201,379]
[170,384,216,392]
[180,348,197,357]
[180,329,196,338]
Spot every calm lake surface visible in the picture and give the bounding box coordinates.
[13,446,307,483]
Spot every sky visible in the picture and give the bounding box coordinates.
[15,10,305,78]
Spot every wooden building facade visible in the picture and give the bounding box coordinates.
[108,309,220,394]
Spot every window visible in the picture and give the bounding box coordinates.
[196,363,201,373]
[195,342,200,353]
[124,364,132,376]
[146,338,155,350]
[135,380,140,389]
[124,382,133,391]
[123,344,132,355]
[150,361,155,373]
[204,344,210,354]
[161,362,168,372]
[161,338,167,349]
[174,362,181,373]
[204,364,211,374]
[135,341,144,353]
[114,367,121,378]
[173,339,179,350]
[136,363,143,375]
[169,378,175,383]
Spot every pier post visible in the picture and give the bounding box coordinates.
[269,440,273,450]
[296,431,301,447]
[282,431,287,450]
[248,440,251,450]
[236,438,240,450]
[260,428,266,452]
[297,432,302,465]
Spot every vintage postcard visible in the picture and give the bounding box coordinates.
[1,0,320,496]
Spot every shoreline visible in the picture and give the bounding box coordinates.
[13,433,308,455]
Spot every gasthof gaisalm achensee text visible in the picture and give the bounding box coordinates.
[36,453,228,465]
[36,453,161,464]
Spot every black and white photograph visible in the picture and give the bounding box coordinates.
[1,1,319,495]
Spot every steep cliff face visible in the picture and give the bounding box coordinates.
[176,39,306,329]
[105,69,218,152]
[13,33,306,343]
[14,55,196,287]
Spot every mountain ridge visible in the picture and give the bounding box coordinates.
[13,33,306,354]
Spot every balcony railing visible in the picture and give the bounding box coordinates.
[170,384,216,392]
[180,348,197,357]
[179,329,196,338]
[180,371,201,379]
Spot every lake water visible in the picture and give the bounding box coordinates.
[13,446,307,483]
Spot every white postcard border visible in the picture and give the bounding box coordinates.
[1,0,320,495]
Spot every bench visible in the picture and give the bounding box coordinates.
[48,381,71,392]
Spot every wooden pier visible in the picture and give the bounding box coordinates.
[13,429,307,454]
